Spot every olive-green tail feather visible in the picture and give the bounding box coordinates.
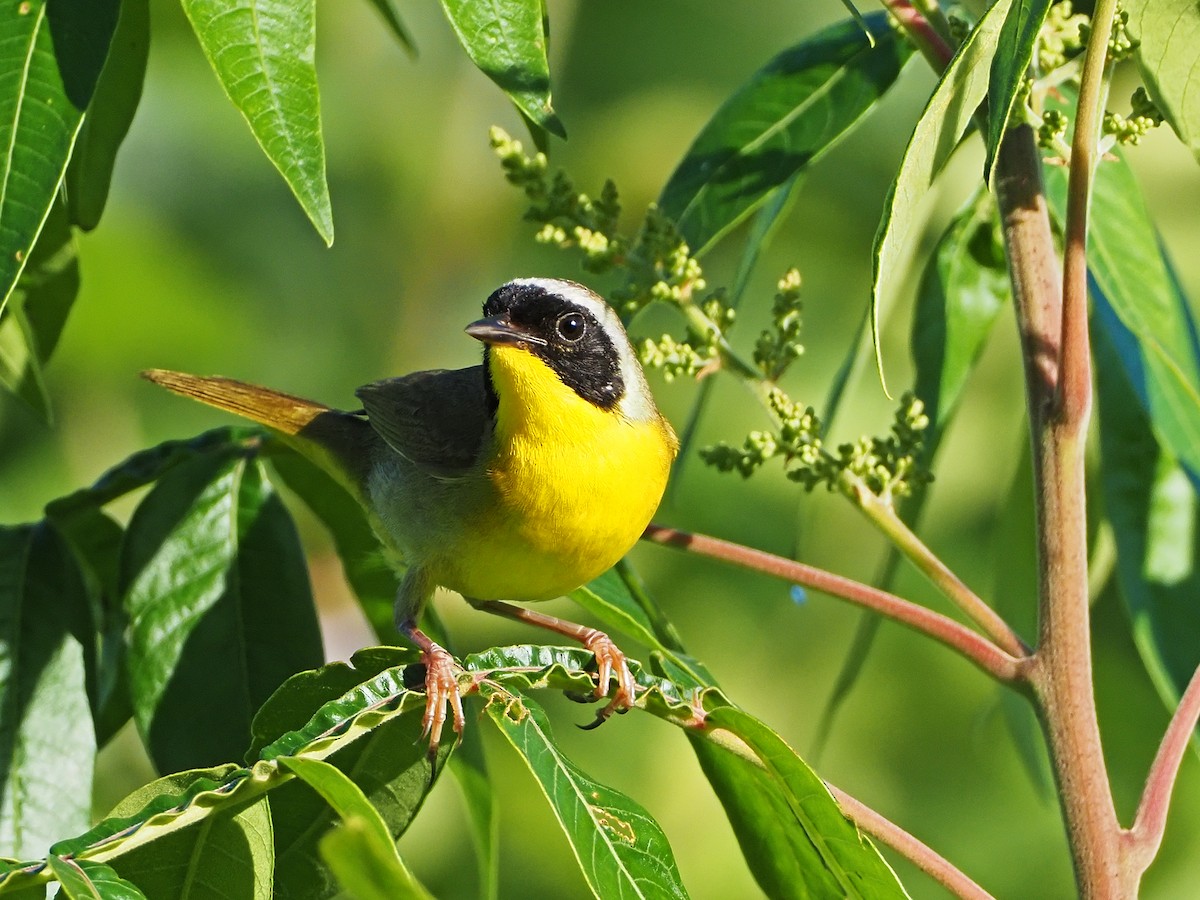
[142,368,379,502]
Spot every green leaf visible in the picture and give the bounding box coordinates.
[0,196,78,419]
[65,0,150,231]
[47,858,146,900]
[50,765,276,895]
[180,0,333,245]
[692,737,830,899]
[660,12,910,255]
[568,568,664,652]
[267,445,398,641]
[320,816,433,900]
[47,857,98,899]
[701,706,908,899]
[1125,0,1200,164]
[985,0,1051,183]
[51,765,243,858]
[246,646,409,762]
[1095,308,1200,714]
[281,757,432,900]
[270,710,447,899]
[0,523,95,860]
[239,648,447,898]
[0,0,117,315]
[49,765,271,897]
[279,756,399,847]
[46,427,260,521]
[911,186,1010,453]
[47,508,129,744]
[448,734,498,900]
[439,0,565,139]
[50,765,273,899]
[483,686,690,900]
[98,788,274,899]
[1046,155,1200,481]
[0,871,54,899]
[871,0,1013,388]
[122,449,323,771]
[363,0,417,56]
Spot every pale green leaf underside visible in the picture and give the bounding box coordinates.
[181,0,333,244]
[871,0,1014,388]
[485,686,689,900]
[1126,0,1200,164]
[439,0,564,139]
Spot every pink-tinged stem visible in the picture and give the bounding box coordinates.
[642,525,1026,683]
[881,0,955,70]
[1126,663,1200,877]
[828,784,995,900]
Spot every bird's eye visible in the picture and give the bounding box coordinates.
[556,312,587,342]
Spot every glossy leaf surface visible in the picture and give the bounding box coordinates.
[439,0,564,139]
[282,757,432,899]
[871,0,1013,382]
[180,0,333,244]
[65,0,149,231]
[985,0,1051,182]
[1126,0,1200,163]
[660,13,909,255]
[483,685,690,900]
[122,449,323,771]
[0,0,117,313]
[0,198,78,418]
[0,524,94,860]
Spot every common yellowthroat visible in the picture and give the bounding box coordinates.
[144,278,678,748]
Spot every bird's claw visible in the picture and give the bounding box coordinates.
[579,629,637,728]
[419,642,465,754]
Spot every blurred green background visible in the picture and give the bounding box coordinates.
[2,0,1199,896]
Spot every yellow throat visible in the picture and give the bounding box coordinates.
[459,343,676,601]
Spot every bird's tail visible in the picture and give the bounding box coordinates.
[142,368,377,500]
[142,369,331,435]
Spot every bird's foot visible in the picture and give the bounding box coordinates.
[578,629,637,730]
[418,642,465,752]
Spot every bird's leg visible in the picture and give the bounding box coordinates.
[395,568,464,752]
[398,621,465,751]
[466,599,637,722]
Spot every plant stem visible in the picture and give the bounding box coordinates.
[881,0,955,69]
[843,473,1029,658]
[827,785,995,900]
[1126,662,1200,882]
[993,4,1123,885]
[642,525,1026,682]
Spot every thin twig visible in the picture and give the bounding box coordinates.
[1126,663,1200,875]
[1058,0,1111,430]
[642,525,1027,683]
[828,784,996,900]
[845,475,1029,658]
[881,0,956,69]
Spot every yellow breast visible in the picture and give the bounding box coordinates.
[450,344,675,601]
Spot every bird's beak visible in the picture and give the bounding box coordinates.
[465,314,547,347]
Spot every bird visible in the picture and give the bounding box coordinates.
[143,277,678,750]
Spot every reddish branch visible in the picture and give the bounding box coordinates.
[1126,663,1200,874]
[828,785,995,900]
[642,525,1026,683]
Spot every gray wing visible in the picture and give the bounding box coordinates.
[355,366,491,478]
